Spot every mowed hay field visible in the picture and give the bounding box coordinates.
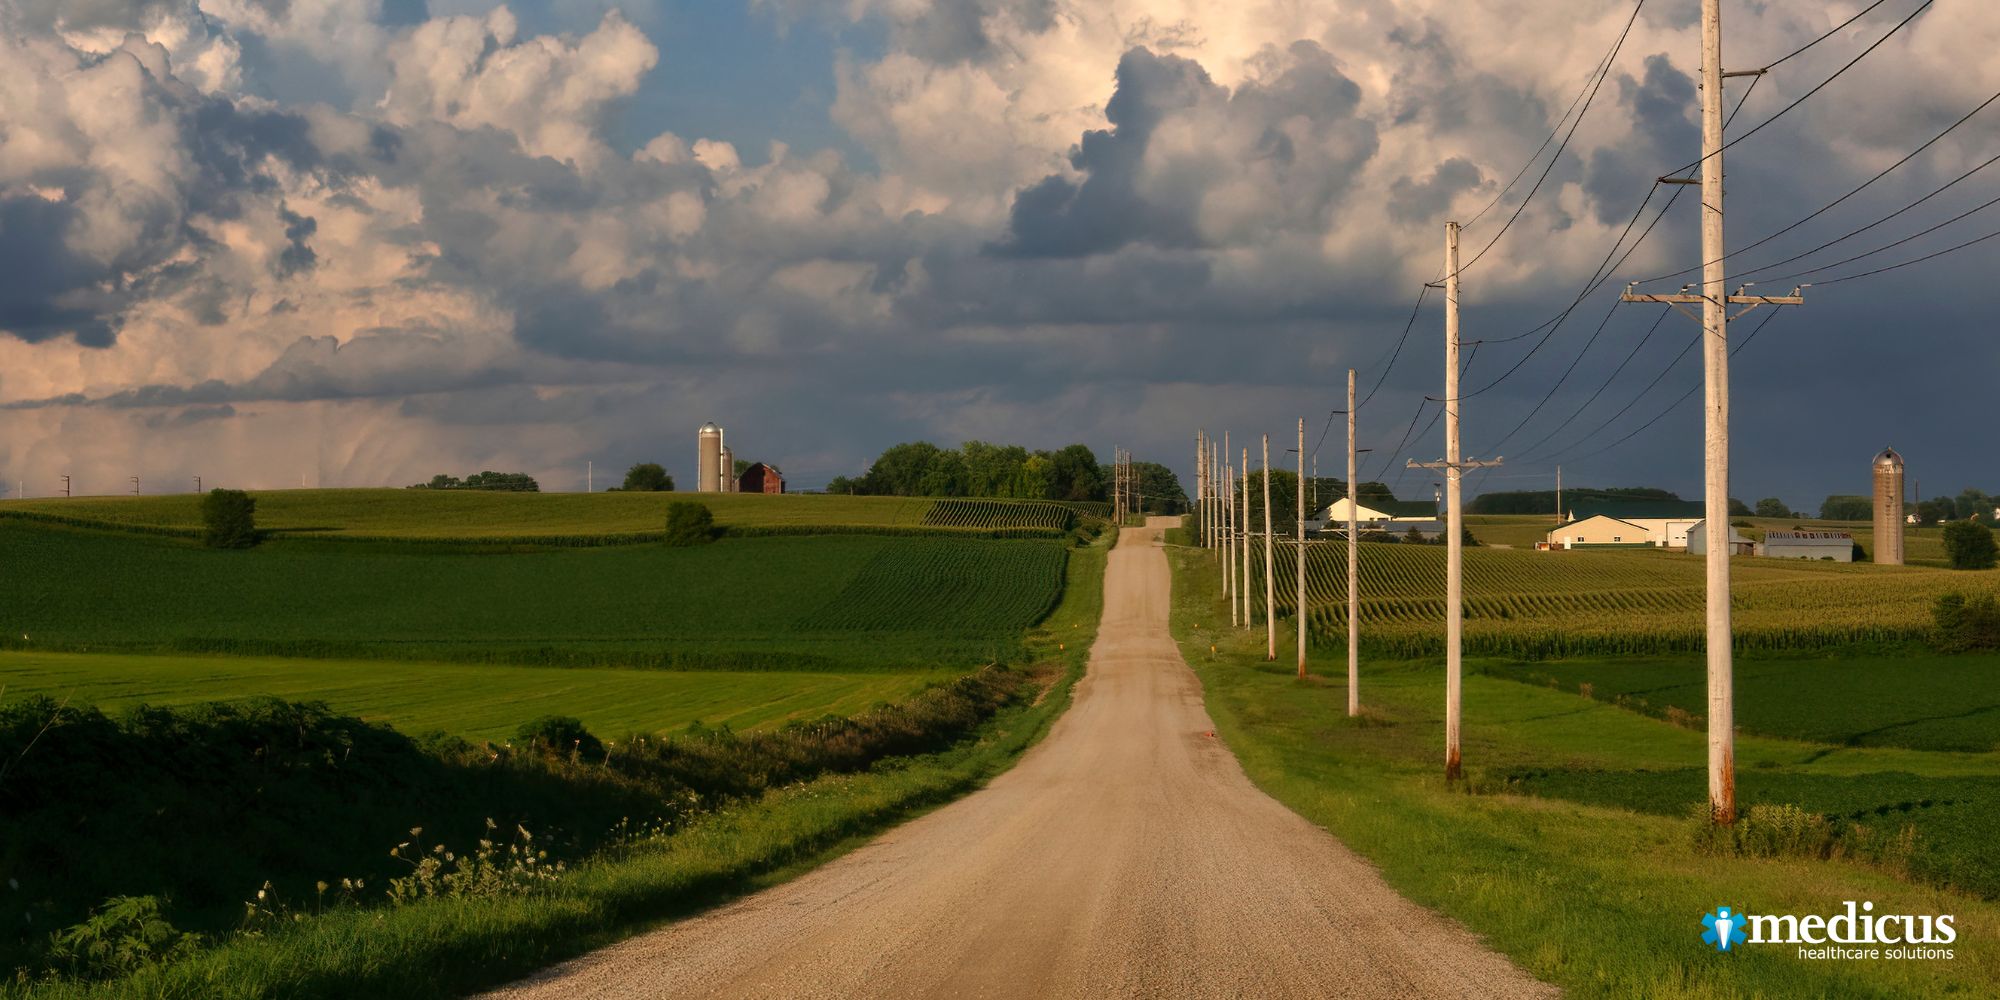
[0,651,953,742]
[0,523,1069,669]
[1246,539,2000,657]
[3,489,942,540]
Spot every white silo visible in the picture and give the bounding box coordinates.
[698,423,724,493]
[720,444,736,492]
[1873,447,1905,566]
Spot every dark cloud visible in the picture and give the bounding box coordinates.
[1584,53,1695,224]
[995,47,1218,258]
[143,403,236,428]
[0,195,119,346]
[1390,157,1485,223]
[276,205,318,276]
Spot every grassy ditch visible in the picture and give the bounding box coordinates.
[2,530,1109,999]
[1168,544,2000,998]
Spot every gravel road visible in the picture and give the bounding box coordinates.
[483,521,1555,999]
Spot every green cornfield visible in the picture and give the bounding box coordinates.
[922,498,1076,530]
[1231,540,2000,657]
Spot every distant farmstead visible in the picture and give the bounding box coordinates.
[1546,499,1708,550]
[738,463,784,494]
[1687,520,1754,557]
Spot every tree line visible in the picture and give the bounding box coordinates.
[824,441,1188,513]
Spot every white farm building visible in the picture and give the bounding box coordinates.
[1757,530,1855,562]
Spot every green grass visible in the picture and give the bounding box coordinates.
[2,522,1115,1000]
[0,652,952,743]
[0,524,1066,669]
[3,490,937,539]
[1500,653,2000,752]
[1172,545,2000,997]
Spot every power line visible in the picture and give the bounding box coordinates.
[1761,0,1898,70]
[1732,147,2000,281]
[1642,83,2000,285]
[1762,189,2000,284]
[1815,223,2000,285]
[1455,0,1646,276]
[1550,306,1788,466]
[1511,305,1673,463]
[1661,0,1935,179]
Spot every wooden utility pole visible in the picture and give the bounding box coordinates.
[1410,221,1501,781]
[1225,456,1237,625]
[1197,432,1208,547]
[1346,369,1361,717]
[1296,417,1307,679]
[1240,447,1252,628]
[1618,0,1805,824]
[1554,465,1562,525]
[1263,433,1276,660]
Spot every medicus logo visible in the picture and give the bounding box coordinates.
[1701,901,1956,961]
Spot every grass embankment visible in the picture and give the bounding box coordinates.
[0,525,1066,669]
[0,652,953,741]
[1170,545,2000,997]
[4,531,1111,1000]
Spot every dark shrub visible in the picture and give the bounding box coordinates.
[620,463,673,492]
[664,501,715,546]
[1933,592,2000,652]
[199,489,256,548]
[1943,520,1998,570]
[513,716,604,759]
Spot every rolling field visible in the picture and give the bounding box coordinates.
[1174,548,2000,996]
[1,490,937,540]
[1243,538,2000,656]
[0,652,953,742]
[0,523,1068,669]
[1503,653,2000,752]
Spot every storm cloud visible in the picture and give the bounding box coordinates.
[2,0,1994,505]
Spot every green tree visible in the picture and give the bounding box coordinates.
[1918,497,1956,525]
[664,501,715,546]
[917,451,970,497]
[1818,495,1872,521]
[1942,519,1998,570]
[199,489,257,549]
[1728,497,1752,517]
[861,442,945,496]
[1047,444,1105,502]
[1754,497,1791,518]
[1130,461,1187,514]
[619,462,673,492]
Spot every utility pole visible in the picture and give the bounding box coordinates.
[1409,221,1502,781]
[1618,0,1805,825]
[1263,433,1276,660]
[1296,417,1307,679]
[61,475,70,498]
[194,476,201,493]
[1196,432,1207,547]
[588,460,593,494]
[1555,465,1563,525]
[1240,446,1252,628]
[1226,456,1237,624]
[1347,369,1362,717]
[130,476,140,497]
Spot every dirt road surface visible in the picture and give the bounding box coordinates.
[484,521,1555,999]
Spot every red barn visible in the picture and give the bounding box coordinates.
[738,463,784,494]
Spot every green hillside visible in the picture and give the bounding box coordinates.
[3,489,935,539]
[0,524,1068,669]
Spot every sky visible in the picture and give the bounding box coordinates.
[1,0,1994,509]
